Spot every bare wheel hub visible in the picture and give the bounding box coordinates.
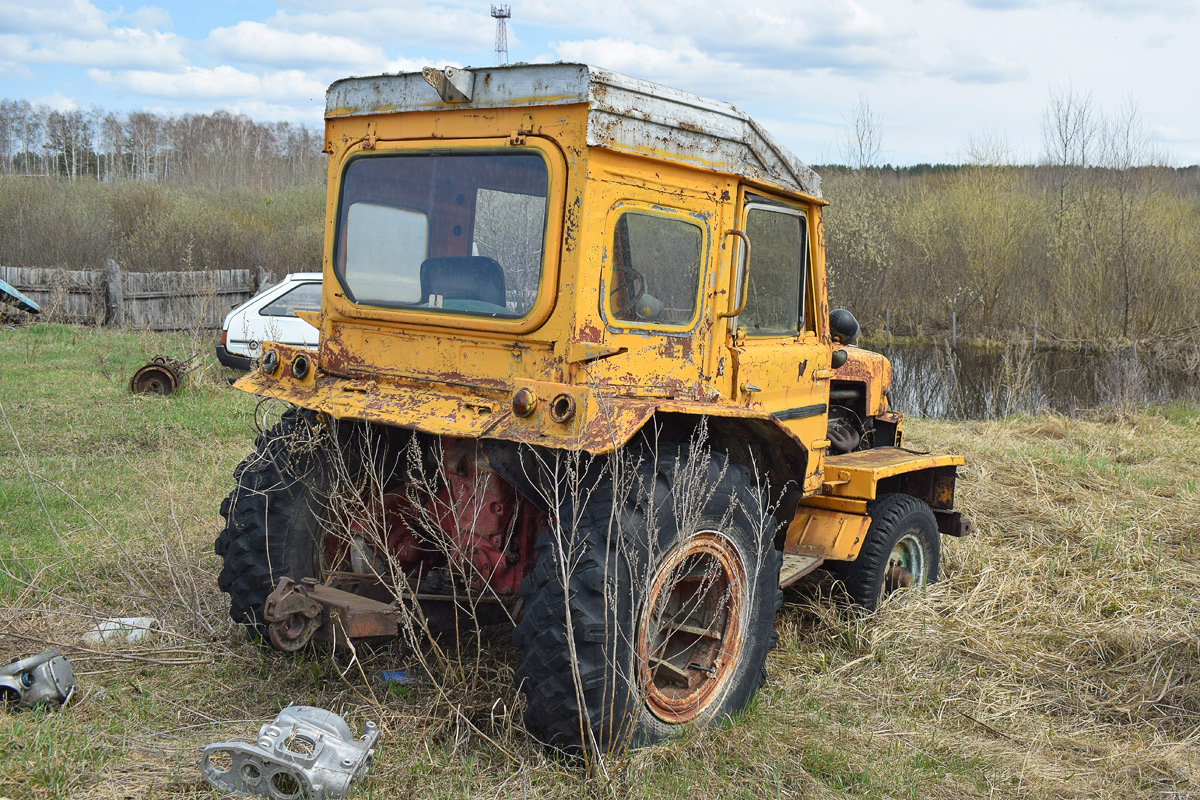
[884,532,926,594]
[637,531,746,724]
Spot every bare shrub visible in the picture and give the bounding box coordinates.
[1096,347,1148,417]
[998,340,1039,418]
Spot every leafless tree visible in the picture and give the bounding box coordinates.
[841,92,884,170]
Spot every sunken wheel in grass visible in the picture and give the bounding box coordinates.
[513,445,783,753]
[215,409,330,636]
[829,493,940,612]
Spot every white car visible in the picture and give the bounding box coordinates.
[216,273,322,370]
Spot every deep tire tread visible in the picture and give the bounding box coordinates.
[513,446,784,753]
[830,492,940,612]
[214,410,326,632]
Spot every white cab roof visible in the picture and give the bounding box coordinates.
[326,63,821,198]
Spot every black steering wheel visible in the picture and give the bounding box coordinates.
[609,265,647,319]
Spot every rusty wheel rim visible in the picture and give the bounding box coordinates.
[130,365,178,395]
[884,531,926,595]
[637,531,746,724]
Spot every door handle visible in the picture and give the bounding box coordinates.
[717,229,751,319]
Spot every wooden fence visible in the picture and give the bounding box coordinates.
[0,262,275,330]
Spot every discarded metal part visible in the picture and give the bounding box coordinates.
[0,278,40,315]
[200,705,379,800]
[129,354,200,395]
[130,363,179,395]
[263,577,399,651]
[1,650,75,709]
[82,616,161,645]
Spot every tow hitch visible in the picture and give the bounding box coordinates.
[263,577,399,651]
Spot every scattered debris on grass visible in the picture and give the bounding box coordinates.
[81,617,161,646]
[0,650,74,709]
[200,705,379,800]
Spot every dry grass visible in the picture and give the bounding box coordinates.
[3,326,1200,798]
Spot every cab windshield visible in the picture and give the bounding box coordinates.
[333,151,549,318]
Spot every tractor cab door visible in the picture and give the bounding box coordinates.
[579,199,713,401]
[725,193,831,495]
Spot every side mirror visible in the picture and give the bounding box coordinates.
[831,348,849,369]
[829,308,860,345]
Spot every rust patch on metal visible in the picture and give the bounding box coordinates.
[784,506,872,561]
[577,320,603,344]
[636,532,746,724]
[264,577,399,651]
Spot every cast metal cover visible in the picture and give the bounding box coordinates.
[201,705,379,800]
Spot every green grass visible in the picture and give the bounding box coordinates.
[0,324,254,572]
[3,324,1200,798]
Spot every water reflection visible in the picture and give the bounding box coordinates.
[879,341,1199,420]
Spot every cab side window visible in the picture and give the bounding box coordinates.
[739,207,807,336]
[607,211,702,326]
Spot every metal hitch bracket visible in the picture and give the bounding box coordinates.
[263,577,400,652]
[1,650,75,709]
[201,705,379,800]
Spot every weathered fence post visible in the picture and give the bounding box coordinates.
[254,265,268,294]
[886,307,891,348]
[1032,320,1038,351]
[104,259,124,327]
[951,311,957,349]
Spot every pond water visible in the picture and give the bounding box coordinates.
[877,340,1199,420]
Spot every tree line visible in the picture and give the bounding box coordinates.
[0,100,324,191]
[2,91,1197,346]
[822,89,1200,346]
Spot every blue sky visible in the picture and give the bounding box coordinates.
[1,0,1197,166]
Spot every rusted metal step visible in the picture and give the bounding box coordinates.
[778,554,823,588]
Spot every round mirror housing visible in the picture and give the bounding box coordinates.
[829,309,860,345]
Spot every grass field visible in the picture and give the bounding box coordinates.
[2,324,1199,799]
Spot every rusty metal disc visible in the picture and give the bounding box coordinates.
[636,530,747,724]
[129,364,180,395]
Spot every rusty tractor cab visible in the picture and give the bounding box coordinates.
[215,64,969,753]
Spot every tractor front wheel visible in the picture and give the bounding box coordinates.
[830,493,940,612]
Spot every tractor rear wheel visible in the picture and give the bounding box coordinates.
[513,446,783,753]
[215,409,330,634]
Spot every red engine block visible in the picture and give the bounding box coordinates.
[346,437,541,596]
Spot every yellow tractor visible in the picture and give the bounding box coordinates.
[215,64,970,752]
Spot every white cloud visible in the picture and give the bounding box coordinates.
[265,6,493,53]
[932,48,1028,84]
[0,0,111,38]
[23,28,187,70]
[90,65,327,102]
[35,90,79,111]
[126,6,172,32]
[206,21,387,70]
[382,55,448,74]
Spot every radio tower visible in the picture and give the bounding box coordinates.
[491,5,511,65]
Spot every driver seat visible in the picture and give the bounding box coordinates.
[419,256,506,307]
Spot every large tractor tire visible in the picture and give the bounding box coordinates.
[829,493,940,612]
[215,409,330,633]
[513,446,783,753]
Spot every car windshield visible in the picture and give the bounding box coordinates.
[333,151,549,318]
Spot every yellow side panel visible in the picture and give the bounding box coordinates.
[823,447,964,501]
[783,506,873,561]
